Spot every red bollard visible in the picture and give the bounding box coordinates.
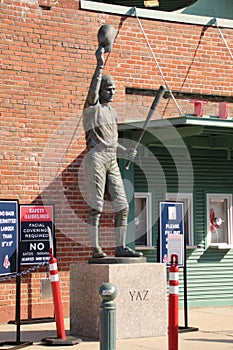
[41,242,81,345]
[41,248,82,346]
[49,248,66,340]
[168,254,179,350]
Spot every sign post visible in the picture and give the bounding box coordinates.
[159,201,198,334]
[0,200,32,349]
[18,204,56,324]
[159,201,184,267]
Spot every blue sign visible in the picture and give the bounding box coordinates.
[0,200,18,275]
[159,201,184,267]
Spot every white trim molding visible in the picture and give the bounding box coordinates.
[81,0,233,29]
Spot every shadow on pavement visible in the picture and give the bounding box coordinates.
[186,338,233,344]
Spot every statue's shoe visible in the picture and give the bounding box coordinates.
[92,247,107,258]
[115,246,143,258]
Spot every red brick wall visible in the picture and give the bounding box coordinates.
[1,0,233,322]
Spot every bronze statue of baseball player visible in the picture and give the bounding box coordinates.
[83,25,142,259]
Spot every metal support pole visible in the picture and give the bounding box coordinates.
[99,283,117,350]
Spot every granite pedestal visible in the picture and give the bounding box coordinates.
[70,262,167,339]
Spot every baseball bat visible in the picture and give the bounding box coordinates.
[125,85,166,170]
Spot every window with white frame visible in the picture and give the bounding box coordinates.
[207,193,233,248]
[166,193,194,246]
[134,192,152,247]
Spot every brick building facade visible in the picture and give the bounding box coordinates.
[1,0,233,322]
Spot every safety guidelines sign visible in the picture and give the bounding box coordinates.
[20,205,54,265]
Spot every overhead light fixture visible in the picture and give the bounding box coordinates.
[144,0,159,7]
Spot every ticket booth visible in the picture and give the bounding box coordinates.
[119,115,233,307]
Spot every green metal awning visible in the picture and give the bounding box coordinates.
[119,116,233,131]
[119,116,233,158]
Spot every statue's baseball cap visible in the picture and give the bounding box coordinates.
[97,24,117,53]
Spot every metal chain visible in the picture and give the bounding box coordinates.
[0,260,49,282]
[46,261,50,279]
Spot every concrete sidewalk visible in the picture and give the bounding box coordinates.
[0,307,232,349]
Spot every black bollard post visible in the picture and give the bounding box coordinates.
[99,283,117,350]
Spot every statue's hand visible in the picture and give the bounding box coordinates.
[117,144,137,160]
[95,46,105,66]
[126,148,137,161]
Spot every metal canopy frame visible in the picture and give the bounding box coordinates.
[119,116,233,159]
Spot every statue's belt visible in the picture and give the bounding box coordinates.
[87,145,117,153]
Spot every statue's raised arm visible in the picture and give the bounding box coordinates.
[84,47,105,109]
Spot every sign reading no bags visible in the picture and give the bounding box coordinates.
[0,200,18,275]
[20,205,54,265]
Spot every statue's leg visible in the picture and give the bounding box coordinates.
[114,208,128,247]
[114,209,142,257]
[87,209,106,258]
[107,158,143,257]
[84,150,107,258]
